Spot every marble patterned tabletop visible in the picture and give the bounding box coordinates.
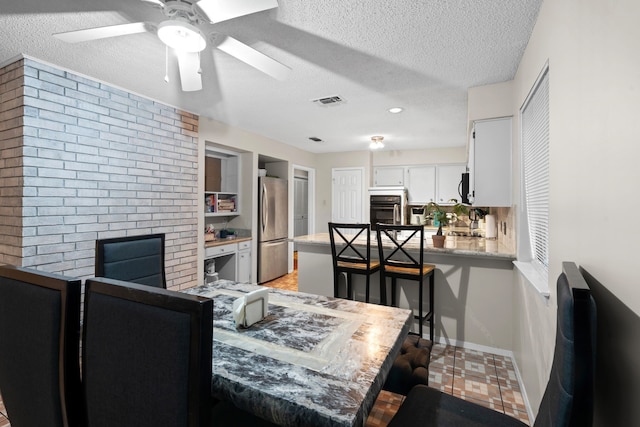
[184,280,412,427]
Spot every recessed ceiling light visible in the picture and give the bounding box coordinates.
[388,107,404,114]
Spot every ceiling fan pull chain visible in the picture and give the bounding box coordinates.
[164,45,169,83]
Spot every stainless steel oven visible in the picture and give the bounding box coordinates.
[369,187,407,226]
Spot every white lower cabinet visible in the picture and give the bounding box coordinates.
[237,241,252,283]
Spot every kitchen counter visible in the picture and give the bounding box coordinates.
[295,232,516,349]
[293,232,515,260]
[205,236,251,248]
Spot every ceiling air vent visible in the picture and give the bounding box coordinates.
[311,95,345,106]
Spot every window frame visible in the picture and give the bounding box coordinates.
[515,63,550,297]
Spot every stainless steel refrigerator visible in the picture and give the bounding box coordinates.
[258,176,288,283]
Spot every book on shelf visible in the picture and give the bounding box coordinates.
[205,194,216,212]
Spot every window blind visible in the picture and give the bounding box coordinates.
[521,69,549,271]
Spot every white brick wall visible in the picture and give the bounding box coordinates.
[0,57,199,290]
[0,59,24,267]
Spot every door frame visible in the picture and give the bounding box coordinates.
[292,164,316,235]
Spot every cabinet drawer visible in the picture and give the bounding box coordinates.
[205,243,238,258]
[238,241,251,251]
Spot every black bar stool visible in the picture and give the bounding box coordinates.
[376,224,435,340]
[328,222,380,303]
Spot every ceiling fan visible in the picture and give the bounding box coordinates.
[53,0,291,91]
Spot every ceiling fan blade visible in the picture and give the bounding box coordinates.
[53,22,149,43]
[197,0,278,24]
[140,0,164,6]
[177,52,203,92]
[216,36,291,81]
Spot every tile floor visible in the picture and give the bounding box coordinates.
[0,255,528,427]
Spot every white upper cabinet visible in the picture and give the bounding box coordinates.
[374,163,466,205]
[404,164,465,205]
[373,166,405,186]
[437,164,466,204]
[406,166,436,204]
[469,117,512,207]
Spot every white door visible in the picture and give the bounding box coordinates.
[331,168,364,223]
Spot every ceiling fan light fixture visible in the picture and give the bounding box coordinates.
[158,20,206,53]
[370,135,384,150]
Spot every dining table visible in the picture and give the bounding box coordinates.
[184,280,412,427]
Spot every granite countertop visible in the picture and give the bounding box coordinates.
[204,236,251,248]
[293,232,515,260]
[184,280,411,427]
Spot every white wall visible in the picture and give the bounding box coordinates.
[372,147,466,168]
[480,0,640,424]
[315,151,372,233]
[468,81,515,123]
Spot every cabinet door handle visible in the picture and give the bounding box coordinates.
[261,183,268,233]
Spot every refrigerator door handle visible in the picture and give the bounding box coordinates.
[261,183,268,233]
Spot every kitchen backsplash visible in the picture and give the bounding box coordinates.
[492,207,515,252]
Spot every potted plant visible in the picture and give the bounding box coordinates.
[450,198,469,227]
[425,202,449,248]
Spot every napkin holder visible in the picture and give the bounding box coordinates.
[233,288,269,328]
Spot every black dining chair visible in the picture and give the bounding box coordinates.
[328,222,381,303]
[95,233,167,288]
[82,277,213,427]
[387,261,597,427]
[0,265,82,427]
[376,223,436,339]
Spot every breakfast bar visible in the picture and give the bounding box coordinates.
[185,280,412,427]
[294,233,516,350]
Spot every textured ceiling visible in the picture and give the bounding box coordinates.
[0,0,542,153]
